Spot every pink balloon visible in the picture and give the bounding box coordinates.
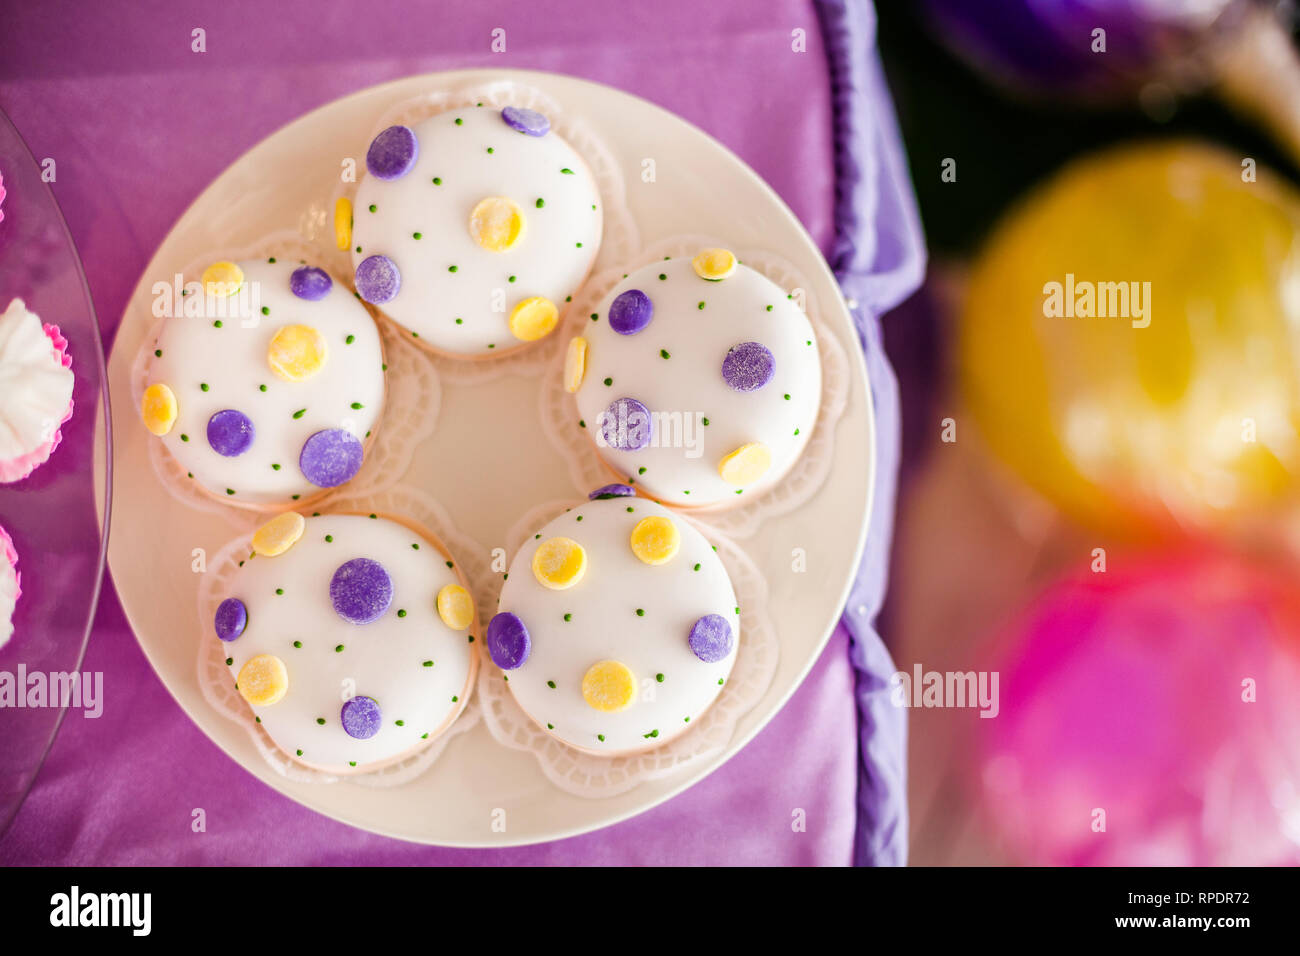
[978,552,1300,865]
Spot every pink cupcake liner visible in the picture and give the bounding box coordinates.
[0,323,74,483]
[0,523,19,607]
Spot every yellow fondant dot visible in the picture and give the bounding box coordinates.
[718,441,773,486]
[334,197,353,251]
[237,654,288,706]
[564,336,588,392]
[582,660,637,713]
[469,196,526,252]
[251,511,306,557]
[141,383,178,436]
[509,296,559,342]
[692,248,737,281]
[436,583,474,631]
[629,515,680,565]
[202,260,244,297]
[267,324,328,382]
[531,536,587,590]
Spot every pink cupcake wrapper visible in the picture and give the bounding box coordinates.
[0,523,19,606]
[0,323,74,483]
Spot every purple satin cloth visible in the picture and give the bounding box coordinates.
[0,0,916,865]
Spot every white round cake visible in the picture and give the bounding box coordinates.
[140,257,385,507]
[570,249,821,508]
[348,105,602,356]
[489,486,739,755]
[214,512,478,774]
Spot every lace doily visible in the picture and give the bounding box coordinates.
[315,80,639,387]
[195,483,486,787]
[475,499,778,798]
[537,235,851,538]
[130,232,440,517]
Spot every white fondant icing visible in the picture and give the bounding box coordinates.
[351,107,602,355]
[0,298,73,465]
[219,514,476,773]
[144,259,385,506]
[573,256,822,507]
[496,496,738,754]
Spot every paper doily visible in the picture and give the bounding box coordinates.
[475,499,778,799]
[538,235,852,539]
[195,483,487,788]
[130,232,440,518]
[316,79,639,387]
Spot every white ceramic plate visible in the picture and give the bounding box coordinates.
[102,69,874,847]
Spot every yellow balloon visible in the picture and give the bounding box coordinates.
[960,142,1300,538]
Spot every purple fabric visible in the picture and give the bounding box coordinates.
[816,0,924,866]
[0,0,895,865]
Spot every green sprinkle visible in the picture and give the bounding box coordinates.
[643,729,659,739]
[180,433,189,442]
[395,720,405,726]
[350,402,363,409]
[345,334,355,345]
[397,609,407,618]
[486,147,494,154]
[455,317,463,324]
[547,723,554,730]
[597,734,605,742]
[335,644,344,653]
[296,750,303,756]
[536,198,545,208]
[226,488,236,496]
[702,417,710,426]
[271,463,281,471]
[636,608,645,617]
[638,466,647,475]
[423,660,433,667]
[261,306,270,316]
[448,265,458,273]
[292,408,306,419]
[413,232,422,240]
[293,641,302,648]
[547,680,556,689]
[659,273,667,281]
[259,384,267,392]
[697,302,705,310]
[199,382,209,391]
[213,320,223,328]
[412,543,420,550]
[563,613,572,622]
[316,718,326,725]
[225,657,233,666]
[561,167,574,175]
[590,312,599,321]
[368,204,377,213]
[766,305,773,312]
[784,393,791,400]
[660,349,670,359]
[454,117,463,125]
[275,588,284,595]
[154,349,162,357]
[656,673,664,682]
[268,257,276,263]
[432,177,442,185]
[603,377,613,386]
[508,275,516,283]
[324,534,332,542]
[693,563,701,571]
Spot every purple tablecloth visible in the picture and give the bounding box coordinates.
[0,0,915,865]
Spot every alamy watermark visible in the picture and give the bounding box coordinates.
[890,663,999,718]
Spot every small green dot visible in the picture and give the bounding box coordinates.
[454,117,463,125]
[296,750,303,757]
[213,320,223,328]
[355,246,362,253]
[350,402,363,410]
[199,382,209,391]
[432,177,442,185]
[590,312,599,321]
[547,723,554,730]
[316,718,326,725]
[702,417,710,426]
[547,680,556,689]
[293,641,302,648]
[697,302,705,310]
[643,730,659,739]
[636,608,645,617]
[784,393,791,400]
[508,275,516,283]
[486,147,494,154]
[656,673,665,683]
[603,377,613,386]
[271,463,281,471]
[448,265,458,273]
[180,434,189,442]
[226,488,236,496]
[259,384,267,392]
[368,204,377,213]
[324,534,333,542]
[293,408,306,419]
[576,242,583,248]
[561,167,574,175]
[345,334,355,345]
[693,563,701,571]
[766,305,774,312]
[638,466,647,475]
[335,644,344,653]
[794,427,800,436]
[395,719,405,726]
[563,613,572,622]
[413,232,422,240]
[423,660,433,667]
[261,306,270,316]
[154,349,162,357]
[536,198,545,208]
[411,543,420,550]
[225,657,233,666]
[275,588,284,595]
[268,257,276,263]
[397,609,407,618]
[658,273,667,281]
[455,317,463,324]
[597,734,605,742]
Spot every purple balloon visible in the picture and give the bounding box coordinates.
[598,397,652,451]
[501,106,550,137]
[289,265,332,301]
[207,409,255,457]
[721,341,775,392]
[688,613,734,663]
[608,289,653,335]
[341,695,383,739]
[366,125,419,180]
[487,612,531,670]
[330,558,393,625]
[299,429,364,488]
[214,598,247,642]
[354,254,400,305]
[588,483,635,500]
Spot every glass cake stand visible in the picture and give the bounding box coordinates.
[0,106,111,837]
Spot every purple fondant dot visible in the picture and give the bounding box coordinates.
[355,254,400,305]
[299,429,364,488]
[598,397,652,451]
[501,106,550,137]
[330,558,393,625]
[487,612,531,670]
[688,613,734,663]
[366,125,419,180]
[341,695,382,739]
[721,341,775,392]
[289,265,332,301]
[608,290,653,335]
[214,598,247,642]
[588,483,635,500]
[207,409,255,457]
